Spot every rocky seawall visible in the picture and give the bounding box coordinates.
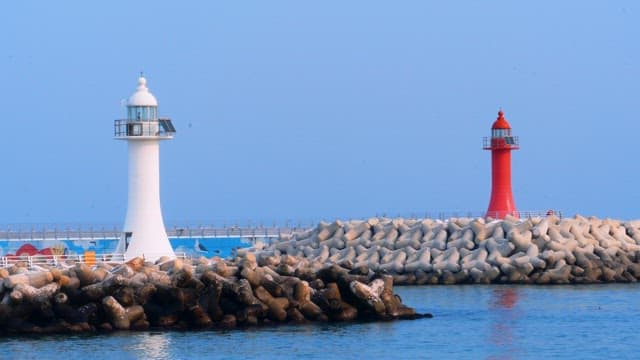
[0,255,428,335]
[240,215,640,285]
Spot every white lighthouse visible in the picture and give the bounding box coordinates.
[114,75,176,262]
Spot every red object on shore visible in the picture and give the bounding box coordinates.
[483,110,519,219]
[16,244,38,256]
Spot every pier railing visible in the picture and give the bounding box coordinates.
[0,210,562,241]
[0,225,312,241]
[0,252,190,269]
[369,210,562,221]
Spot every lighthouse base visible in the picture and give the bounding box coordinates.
[118,231,175,262]
[485,210,520,220]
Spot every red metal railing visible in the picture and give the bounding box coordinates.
[483,136,520,150]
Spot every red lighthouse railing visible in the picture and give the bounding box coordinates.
[482,136,520,150]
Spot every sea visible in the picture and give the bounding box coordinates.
[1,283,638,359]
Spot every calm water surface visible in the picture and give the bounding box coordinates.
[2,284,639,359]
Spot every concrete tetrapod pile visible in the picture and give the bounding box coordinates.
[0,255,429,334]
[241,214,640,285]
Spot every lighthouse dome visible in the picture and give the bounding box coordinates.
[491,110,511,129]
[127,76,158,107]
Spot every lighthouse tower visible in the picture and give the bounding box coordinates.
[483,110,519,219]
[114,76,176,261]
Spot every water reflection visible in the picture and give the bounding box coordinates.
[131,332,171,360]
[492,288,519,309]
[487,287,522,359]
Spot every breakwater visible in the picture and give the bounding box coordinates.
[0,255,428,334]
[240,215,640,285]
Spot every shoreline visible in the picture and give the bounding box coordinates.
[3,213,639,334]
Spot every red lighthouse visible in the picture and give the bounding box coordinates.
[484,110,519,219]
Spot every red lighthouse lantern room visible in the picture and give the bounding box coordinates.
[483,110,519,219]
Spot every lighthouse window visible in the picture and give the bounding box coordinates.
[492,129,510,138]
[127,106,157,121]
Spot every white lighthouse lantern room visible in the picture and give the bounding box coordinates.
[114,75,176,261]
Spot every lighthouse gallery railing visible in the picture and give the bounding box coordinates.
[482,136,520,150]
[114,118,175,138]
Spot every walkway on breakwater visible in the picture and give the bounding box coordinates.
[0,225,312,269]
[0,210,561,242]
[0,225,311,242]
[0,226,308,269]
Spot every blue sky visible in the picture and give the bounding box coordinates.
[0,1,638,225]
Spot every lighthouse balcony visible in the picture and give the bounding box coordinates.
[483,136,519,150]
[114,118,176,139]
